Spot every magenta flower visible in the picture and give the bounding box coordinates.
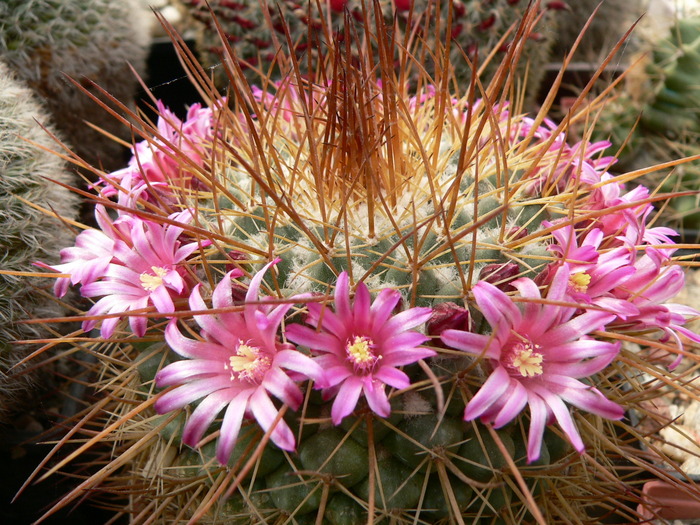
[81,209,201,338]
[154,261,324,463]
[441,264,624,462]
[610,248,700,367]
[285,272,435,425]
[95,101,217,201]
[38,204,130,297]
[542,221,638,317]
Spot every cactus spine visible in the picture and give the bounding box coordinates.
[175,0,562,100]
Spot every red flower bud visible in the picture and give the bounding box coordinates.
[427,302,471,340]
[453,1,466,18]
[225,250,249,274]
[479,262,520,292]
[477,14,496,32]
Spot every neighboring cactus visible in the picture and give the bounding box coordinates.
[175,0,562,100]
[0,0,152,171]
[0,59,79,424]
[552,0,646,63]
[594,15,700,233]
[24,4,700,525]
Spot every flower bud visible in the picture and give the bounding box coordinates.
[427,302,470,342]
[478,262,520,292]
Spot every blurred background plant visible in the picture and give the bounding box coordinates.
[0,60,80,425]
[0,0,152,171]
[172,0,565,106]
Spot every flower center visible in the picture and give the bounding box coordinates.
[140,266,169,292]
[225,340,271,382]
[569,272,591,293]
[346,335,381,372]
[504,334,544,378]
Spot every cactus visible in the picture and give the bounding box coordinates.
[0,0,152,171]
[593,15,700,234]
[0,59,80,424]
[23,4,700,524]
[552,0,646,63]
[175,0,562,101]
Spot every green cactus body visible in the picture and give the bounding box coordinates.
[0,59,79,423]
[0,0,151,170]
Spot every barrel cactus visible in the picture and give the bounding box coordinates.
[0,0,152,170]
[0,59,80,424]
[25,4,700,524]
[175,0,562,101]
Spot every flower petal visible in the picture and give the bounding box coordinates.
[373,366,410,390]
[249,388,296,451]
[165,319,227,360]
[526,393,548,463]
[331,376,363,425]
[182,389,233,447]
[285,324,342,354]
[492,381,529,428]
[155,377,232,413]
[464,366,511,421]
[378,307,432,340]
[369,288,402,332]
[155,359,223,386]
[353,282,372,332]
[263,367,303,410]
[363,382,391,418]
[473,281,521,333]
[216,390,253,464]
[531,384,584,454]
[440,330,499,359]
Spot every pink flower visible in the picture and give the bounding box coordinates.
[542,221,637,317]
[81,209,201,338]
[610,248,700,367]
[441,264,624,462]
[95,101,217,201]
[285,272,435,425]
[154,261,323,463]
[37,204,131,297]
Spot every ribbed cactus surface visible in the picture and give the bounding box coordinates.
[0,59,79,423]
[0,0,151,170]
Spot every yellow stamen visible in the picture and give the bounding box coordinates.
[512,348,544,378]
[346,335,380,370]
[569,272,591,293]
[140,266,169,291]
[225,342,270,382]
